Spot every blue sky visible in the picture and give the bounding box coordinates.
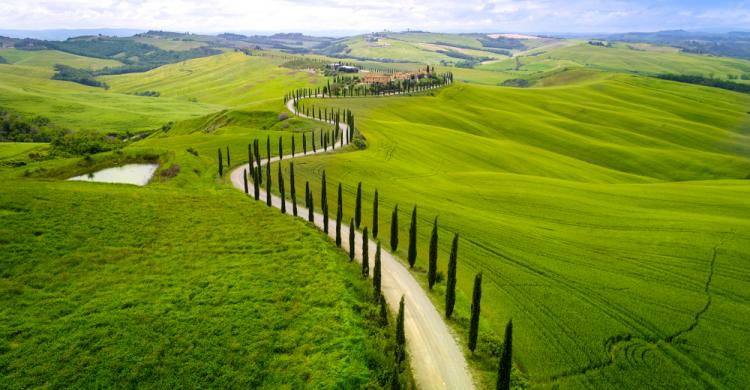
[0,0,748,34]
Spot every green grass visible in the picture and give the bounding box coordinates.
[480,42,750,82]
[0,48,122,69]
[282,76,750,388]
[133,36,209,51]
[0,177,406,388]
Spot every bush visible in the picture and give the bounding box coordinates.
[186,147,199,157]
[278,112,289,121]
[50,129,124,156]
[160,164,181,180]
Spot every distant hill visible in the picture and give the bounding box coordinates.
[600,30,750,59]
[0,29,145,40]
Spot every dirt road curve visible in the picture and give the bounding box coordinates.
[229,94,473,389]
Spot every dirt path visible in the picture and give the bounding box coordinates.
[229,92,473,389]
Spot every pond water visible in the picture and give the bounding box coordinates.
[68,163,159,186]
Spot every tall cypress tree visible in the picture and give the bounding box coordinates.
[303,133,307,155]
[374,241,382,297]
[348,218,355,261]
[308,191,314,222]
[278,164,286,214]
[428,217,438,289]
[372,189,379,238]
[266,136,271,164]
[305,181,310,209]
[362,227,369,277]
[379,293,389,325]
[226,146,230,167]
[395,296,405,364]
[218,148,223,177]
[321,171,328,233]
[336,183,343,247]
[355,182,362,228]
[254,139,261,184]
[291,135,295,157]
[253,167,260,200]
[469,272,483,353]
[390,204,399,251]
[248,143,253,178]
[408,205,417,268]
[243,169,248,194]
[278,136,283,160]
[265,162,272,207]
[446,233,458,318]
[496,320,513,390]
[290,162,297,216]
[312,131,316,152]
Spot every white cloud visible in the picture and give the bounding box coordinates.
[0,0,747,33]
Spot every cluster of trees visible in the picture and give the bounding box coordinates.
[52,64,109,89]
[284,70,453,100]
[0,109,60,142]
[656,73,750,94]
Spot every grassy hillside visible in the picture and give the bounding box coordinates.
[0,176,404,388]
[0,48,122,69]
[284,77,750,387]
[480,42,750,82]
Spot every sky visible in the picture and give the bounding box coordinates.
[0,0,748,35]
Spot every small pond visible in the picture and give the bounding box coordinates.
[68,163,159,186]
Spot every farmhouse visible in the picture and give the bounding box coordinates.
[362,73,393,84]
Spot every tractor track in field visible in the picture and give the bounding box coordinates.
[229,84,475,390]
[537,232,735,386]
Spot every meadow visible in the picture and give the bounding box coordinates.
[286,75,750,387]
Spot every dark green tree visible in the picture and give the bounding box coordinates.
[266,162,272,207]
[291,135,295,157]
[243,169,249,193]
[253,167,260,200]
[226,146,230,167]
[308,190,314,222]
[248,143,254,178]
[373,189,379,238]
[374,241,382,297]
[218,148,223,176]
[362,227,369,277]
[390,204,399,251]
[395,295,406,364]
[349,218,355,261]
[266,135,271,164]
[496,320,513,390]
[290,162,297,216]
[428,217,438,289]
[408,205,417,268]
[278,136,283,160]
[446,233,458,318]
[321,171,328,233]
[302,133,307,154]
[278,164,286,213]
[336,183,342,247]
[355,182,362,228]
[469,272,482,353]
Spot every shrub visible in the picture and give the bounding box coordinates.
[160,164,181,180]
[50,129,123,156]
[278,112,289,121]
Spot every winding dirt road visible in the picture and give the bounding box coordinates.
[229,89,472,389]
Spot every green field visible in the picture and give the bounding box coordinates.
[2,30,750,389]
[287,76,750,387]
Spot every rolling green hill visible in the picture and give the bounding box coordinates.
[287,76,750,388]
[0,48,122,69]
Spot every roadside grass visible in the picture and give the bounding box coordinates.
[280,76,750,388]
[0,179,409,389]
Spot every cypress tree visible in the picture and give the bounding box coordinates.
[336,183,342,247]
[321,171,328,233]
[428,217,438,289]
[243,169,248,194]
[408,205,417,268]
[391,364,401,390]
[312,131,316,152]
[278,164,286,213]
[395,296,405,364]
[278,136,283,160]
[226,146,230,167]
[372,189,379,238]
[379,294,389,325]
[248,143,253,178]
[254,139,262,184]
[446,233,458,318]
[290,162,297,216]
[308,190,314,222]
[303,133,307,154]
[266,136,271,164]
[291,135,295,157]
[218,148,223,177]
[362,227,369,277]
[355,182,362,228]
[253,167,260,200]
[496,320,513,390]
[348,218,355,261]
[266,162,272,207]
[469,272,483,353]
[305,181,310,209]
[390,204,399,251]
[374,241,382,296]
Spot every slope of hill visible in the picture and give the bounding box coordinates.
[288,76,750,387]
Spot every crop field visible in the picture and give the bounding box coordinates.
[286,76,750,387]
